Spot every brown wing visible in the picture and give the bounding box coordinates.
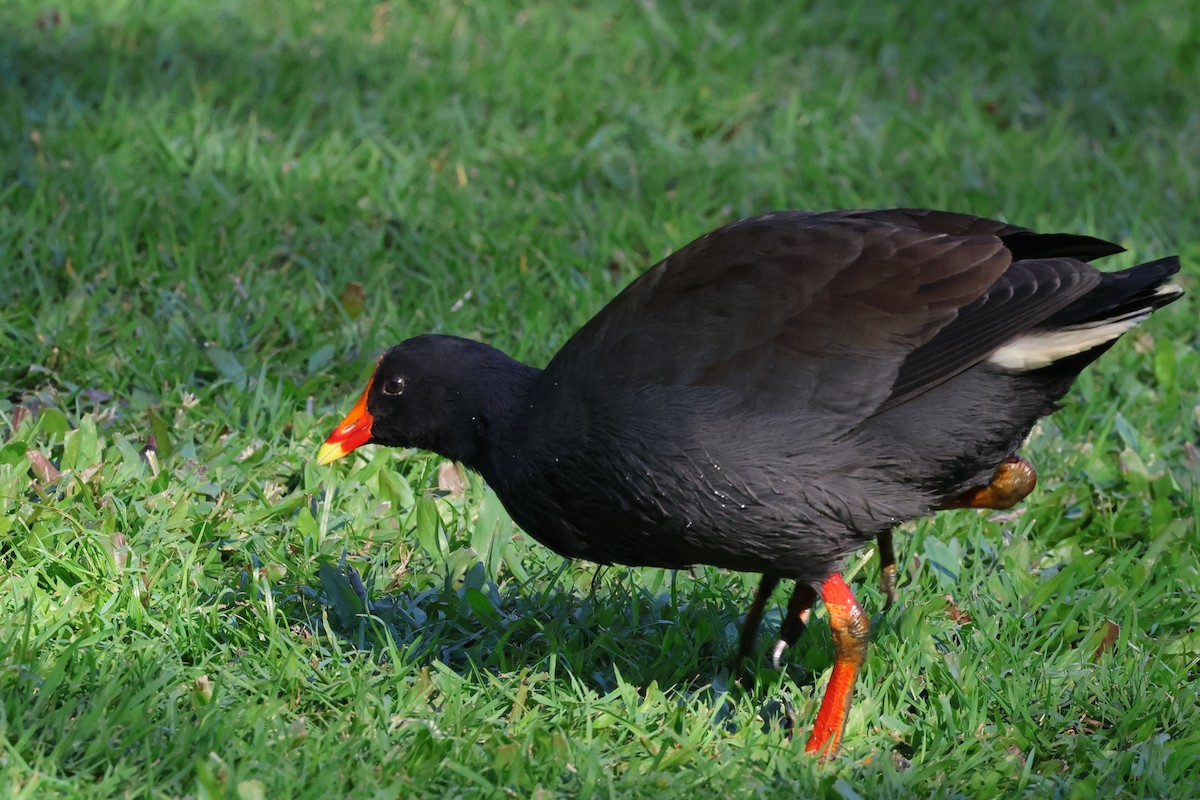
[869,212,1124,410]
[539,210,1014,424]
[832,207,1033,239]
[878,257,1104,410]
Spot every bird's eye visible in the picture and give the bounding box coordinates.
[382,377,405,396]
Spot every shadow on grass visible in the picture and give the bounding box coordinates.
[293,559,748,687]
[300,558,889,691]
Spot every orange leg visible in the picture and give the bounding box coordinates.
[937,455,1037,511]
[877,530,899,608]
[868,456,1038,612]
[736,574,781,665]
[804,573,869,758]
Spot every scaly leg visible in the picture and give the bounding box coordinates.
[877,530,899,608]
[804,573,869,758]
[937,455,1037,510]
[875,456,1037,610]
[759,458,1035,756]
[735,574,781,666]
[769,581,819,668]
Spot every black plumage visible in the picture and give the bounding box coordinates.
[319,208,1182,754]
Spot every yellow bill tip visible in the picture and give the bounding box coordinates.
[316,440,352,466]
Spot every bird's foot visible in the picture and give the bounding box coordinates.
[937,455,1037,510]
[803,573,869,759]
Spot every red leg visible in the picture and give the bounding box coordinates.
[804,573,869,758]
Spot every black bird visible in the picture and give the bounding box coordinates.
[318,209,1182,755]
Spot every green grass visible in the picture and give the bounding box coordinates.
[2,0,1198,797]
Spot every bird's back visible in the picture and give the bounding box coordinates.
[482,210,1180,579]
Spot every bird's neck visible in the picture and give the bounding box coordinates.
[454,355,541,474]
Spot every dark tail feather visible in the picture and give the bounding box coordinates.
[999,230,1126,262]
[1029,256,1182,400]
[1046,256,1182,328]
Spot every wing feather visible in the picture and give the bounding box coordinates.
[879,258,1102,410]
[538,211,1013,424]
[535,210,1129,428]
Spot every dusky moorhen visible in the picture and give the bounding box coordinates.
[317,208,1182,755]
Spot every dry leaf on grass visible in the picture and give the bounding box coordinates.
[438,461,467,497]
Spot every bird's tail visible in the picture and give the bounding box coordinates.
[987,256,1183,371]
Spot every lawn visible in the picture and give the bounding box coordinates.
[1,0,1198,797]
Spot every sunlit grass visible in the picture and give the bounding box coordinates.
[1,0,1198,797]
